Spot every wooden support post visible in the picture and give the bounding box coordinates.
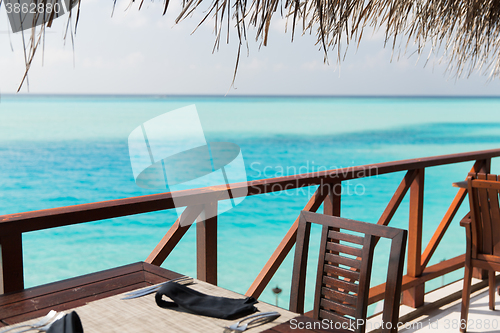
[324,180,341,217]
[0,233,24,294]
[478,158,491,174]
[196,202,218,285]
[402,169,425,308]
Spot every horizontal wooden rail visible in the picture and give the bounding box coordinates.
[2,148,500,234]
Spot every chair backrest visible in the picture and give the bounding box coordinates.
[467,172,500,258]
[290,211,407,333]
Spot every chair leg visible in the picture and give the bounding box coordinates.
[489,270,496,310]
[460,264,473,333]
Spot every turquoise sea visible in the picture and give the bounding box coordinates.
[1,95,500,313]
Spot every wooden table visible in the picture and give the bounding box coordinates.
[0,262,345,332]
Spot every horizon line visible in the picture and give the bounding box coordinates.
[2,93,500,99]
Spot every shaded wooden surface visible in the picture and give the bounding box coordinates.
[0,262,182,326]
[0,232,24,294]
[290,212,407,333]
[461,172,500,331]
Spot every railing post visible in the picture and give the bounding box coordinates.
[402,168,425,308]
[0,232,24,294]
[324,180,341,217]
[196,201,218,285]
[478,158,491,174]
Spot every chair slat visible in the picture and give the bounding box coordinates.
[319,309,354,326]
[328,230,364,245]
[471,179,500,190]
[478,173,493,254]
[324,264,360,281]
[323,275,359,294]
[320,298,356,317]
[477,253,500,264]
[354,234,375,325]
[313,224,331,320]
[326,242,363,257]
[321,286,357,306]
[468,174,482,258]
[470,258,500,272]
[324,253,361,269]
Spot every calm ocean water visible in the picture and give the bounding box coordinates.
[1,95,500,312]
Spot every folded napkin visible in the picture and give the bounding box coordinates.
[155,282,258,319]
[47,311,84,333]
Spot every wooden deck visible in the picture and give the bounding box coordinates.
[402,282,500,332]
[366,276,500,332]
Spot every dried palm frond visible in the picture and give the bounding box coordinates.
[2,0,81,91]
[157,0,500,80]
[14,0,500,90]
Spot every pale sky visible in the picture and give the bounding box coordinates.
[1,0,500,95]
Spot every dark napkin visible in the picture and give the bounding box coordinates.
[47,311,84,333]
[155,282,258,319]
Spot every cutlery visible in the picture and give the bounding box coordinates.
[121,276,194,300]
[14,313,65,333]
[0,310,58,333]
[224,311,281,332]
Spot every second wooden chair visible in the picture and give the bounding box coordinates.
[460,172,500,332]
[290,211,407,333]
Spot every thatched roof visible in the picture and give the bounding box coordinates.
[164,0,500,79]
[8,0,500,89]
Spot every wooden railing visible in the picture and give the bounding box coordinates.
[1,148,500,310]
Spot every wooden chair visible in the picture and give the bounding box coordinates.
[460,172,500,332]
[290,211,407,333]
